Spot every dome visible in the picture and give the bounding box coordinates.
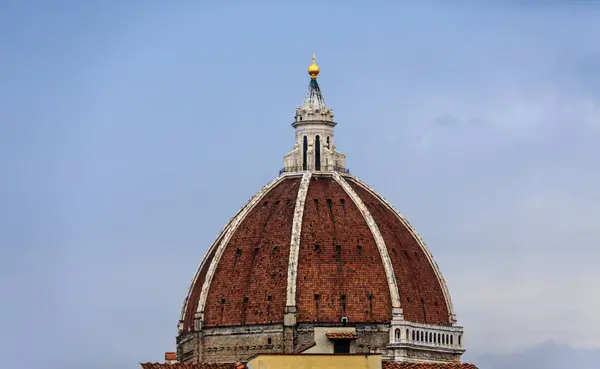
[176,57,465,365]
[181,173,453,330]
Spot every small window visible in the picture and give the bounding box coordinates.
[333,340,350,354]
[267,337,272,345]
[267,295,272,301]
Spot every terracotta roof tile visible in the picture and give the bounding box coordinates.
[326,332,359,340]
[382,361,478,369]
[164,352,177,361]
[203,177,300,328]
[140,363,243,369]
[182,174,455,332]
[292,341,316,353]
[348,179,452,325]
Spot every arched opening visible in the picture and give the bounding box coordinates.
[458,335,462,346]
[326,136,330,148]
[302,136,308,170]
[395,328,400,340]
[450,335,454,345]
[406,329,409,341]
[412,330,415,341]
[315,135,321,170]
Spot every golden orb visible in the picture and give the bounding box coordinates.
[308,54,320,79]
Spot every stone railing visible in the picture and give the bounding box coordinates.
[388,321,465,351]
[279,165,350,175]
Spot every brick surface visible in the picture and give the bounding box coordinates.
[347,179,450,325]
[183,246,219,331]
[203,177,300,327]
[140,363,241,369]
[325,332,358,339]
[382,362,478,369]
[296,176,392,323]
[201,331,284,363]
[179,174,458,362]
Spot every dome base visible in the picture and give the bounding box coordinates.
[176,321,464,364]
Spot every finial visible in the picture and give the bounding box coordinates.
[308,53,320,79]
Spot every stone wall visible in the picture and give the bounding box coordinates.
[177,323,392,364]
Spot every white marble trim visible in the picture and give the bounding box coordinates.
[345,175,456,322]
[285,172,312,307]
[194,173,295,320]
[333,172,402,309]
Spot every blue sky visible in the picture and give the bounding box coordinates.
[1,1,599,368]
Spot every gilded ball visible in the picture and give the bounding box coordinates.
[308,62,320,79]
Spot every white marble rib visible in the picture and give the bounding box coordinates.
[346,175,456,322]
[194,173,294,320]
[285,172,312,308]
[333,172,402,309]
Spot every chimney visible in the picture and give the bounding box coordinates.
[164,352,178,364]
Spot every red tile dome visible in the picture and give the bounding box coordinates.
[180,173,454,331]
